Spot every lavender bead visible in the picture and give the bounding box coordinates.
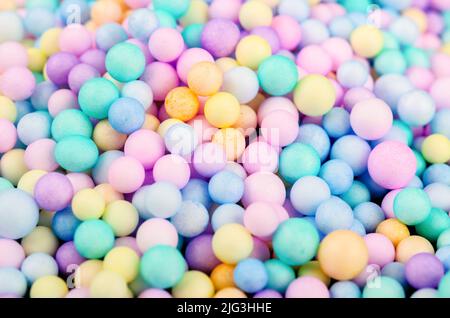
[68,63,100,94]
[46,52,79,86]
[201,19,240,58]
[80,49,107,74]
[251,26,281,53]
[254,289,283,298]
[34,172,74,211]
[405,253,445,289]
[185,235,220,273]
[55,241,86,274]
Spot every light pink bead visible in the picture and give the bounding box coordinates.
[429,77,450,110]
[242,172,286,207]
[241,141,279,174]
[244,202,280,237]
[261,110,299,147]
[108,156,145,194]
[59,24,92,56]
[257,97,299,125]
[139,288,173,298]
[406,67,435,91]
[136,218,179,253]
[381,189,401,219]
[152,154,191,189]
[24,138,59,171]
[65,287,90,298]
[124,129,165,169]
[48,89,79,117]
[148,28,185,63]
[0,41,28,73]
[192,142,227,178]
[0,66,35,101]
[0,239,25,269]
[297,45,332,75]
[176,48,214,83]
[271,15,302,51]
[321,37,353,71]
[364,233,396,268]
[66,173,95,193]
[350,98,393,141]
[141,62,179,101]
[286,277,330,298]
[208,0,241,21]
[115,236,141,256]
[0,118,17,153]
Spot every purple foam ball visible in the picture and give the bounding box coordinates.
[251,26,281,53]
[80,49,106,74]
[34,172,74,211]
[68,63,100,94]
[405,253,445,289]
[46,52,79,86]
[185,234,220,273]
[201,19,240,58]
[254,289,283,298]
[55,241,86,274]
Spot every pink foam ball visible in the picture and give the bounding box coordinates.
[241,141,279,174]
[66,173,95,193]
[406,67,435,91]
[242,172,286,207]
[148,28,185,63]
[350,98,393,141]
[208,0,241,21]
[381,189,401,219]
[176,48,214,83]
[431,0,450,9]
[24,138,58,171]
[364,233,396,268]
[368,141,416,190]
[297,45,332,75]
[272,203,290,222]
[0,118,17,153]
[0,239,25,269]
[48,89,79,117]
[260,110,299,147]
[286,277,330,298]
[0,41,28,73]
[141,62,179,101]
[108,156,145,194]
[136,218,179,253]
[153,154,191,189]
[257,97,299,125]
[188,115,218,143]
[250,237,271,261]
[271,15,302,51]
[321,37,353,71]
[59,24,92,56]
[343,87,375,112]
[139,289,173,298]
[311,4,334,24]
[65,287,90,298]
[124,129,165,169]
[192,142,227,177]
[244,202,280,238]
[430,77,450,110]
[328,3,346,17]
[431,52,450,78]
[125,0,151,9]
[427,12,445,34]
[417,33,441,51]
[115,236,141,256]
[0,66,35,101]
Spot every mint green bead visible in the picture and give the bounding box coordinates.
[182,23,204,48]
[374,49,406,75]
[258,55,299,96]
[416,208,450,242]
[382,32,400,50]
[339,0,372,13]
[394,188,432,226]
[105,43,146,83]
[0,177,14,192]
[403,46,430,68]
[55,136,99,172]
[74,220,115,259]
[79,78,119,120]
[140,245,187,289]
[279,143,321,184]
[264,259,296,293]
[362,276,405,298]
[272,218,320,266]
[153,0,190,19]
[340,180,371,209]
[438,272,450,298]
[51,109,93,142]
[413,150,426,176]
[33,72,45,84]
[438,228,450,249]
[155,10,178,28]
[443,11,450,29]
[26,0,59,11]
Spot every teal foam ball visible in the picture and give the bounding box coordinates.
[54,135,99,172]
[78,78,119,119]
[258,55,299,96]
[74,220,115,259]
[279,143,321,184]
[50,109,93,142]
[394,188,432,226]
[362,276,405,298]
[105,42,146,83]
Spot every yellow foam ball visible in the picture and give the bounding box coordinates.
[30,276,68,298]
[39,28,62,57]
[236,35,272,70]
[214,287,247,298]
[204,92,241,128]
[142,114,160,131]
[21,226,59,256]
[102,200,139,237]
[212,224,254,265]
[350,24,384,58]
[165,87,200,122]
[396,235,434,263]
[212,128,246,161]
[103,247,140,283]
[211,264,236,290]
[216,57,238,73]
[294,74,336,117]
[0,0,16,10]
[0,96,17,122]
[173,271,215,298]
[0,149,28,185]
[421,134,450,164]
[403,8,427,33]
[72,188,106,221]
[318,230,369,280]
[27,48,47,72]
[239,1,273,31]
[89,270,131,298]
[298,261,331,286]
[188,61,223,96]
[94,183,124,204]
[157,118,183,137]
[442,43,450,56]
[180,0,208,26]
[93,119,127,151]
[376,219,410,247]
[17,169,47,195]
[254,0,280,8]
[232,105,257,136]
[75,260,104,288]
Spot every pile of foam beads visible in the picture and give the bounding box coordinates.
[0,0,450,299]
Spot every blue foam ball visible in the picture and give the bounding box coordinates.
[17,111,52,146]
[108,97,145,134]
[407,175,424,189]
[322,107,351,139]
[0,268,27,297]
[132,185,153,219]
[59,0,90,25]
[374,74,413,113]
[24,8,55,37]
[51,207,82,241]
[360,172,389,199]
[290,176,331,216]
[234,258,268,293]
[127,9,159,41]
[170,201,209,238]
[300,19,329,46]
[381,262,408,287]
[411,288,439,298]
[337,60,369,88]
[329,16,354,39]
[340,180,371,208]
[211,203,245,231]
[296,124,330,162]
[278,0,310,22]
[30,81,58,111]
[423,164,450,186]
[144,181,183,219]
[431,109,450,138]
[353,202,385,233]
[350,219,366,236]
[374,49,407,75]
[330,281,361,298]
[14,101,34,124]
[20,253,58,283]
[208,171,244,204]
[164,123,199,157]
[95,23,128,52]
[264,259,295,293]
[315,196,354,234]
[91,150,124,185]
[372,120,413,147]
[398,90,436,127]
[347,12,367,26]
[389,16,419,46]
[181,179,212,210]
[436,247,450,271]
[330,135,371,176]
[424,183,450,211]
[319,159,354,195]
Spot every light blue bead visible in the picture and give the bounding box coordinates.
[91,150,124,185]
[127,9,159,41]
[431,109,450,138]
[171,201,209,238]
[24,8,55,37]
[51,207,82,242]
[360,172,388,199]
[290,176,331,216]
[379,0,412,11]
[264,259,295,293]
[279,142,321,184]
[423,164,450,186]
[354,202,385,233]
[95,23,128,52]
[152,0,190,19]
[424,182,450,211]
[330,281,361,298]
[329,16,354,39]
[374,49,407,75]
[181,179,212,210]
[407,175,423,189]
[105,43,146,83]
[438,228,450,249]
[389,16,419,46]
[14,101,34,124]
[362,276,405,298]
[154,9,178,28]
[0,268,27,297]
[322,107,351,139]
[59,0,90,25]
[0,177,14,192]
[397,90,435,127]
[315,196,354,234]
[372,120,413,147]
[17,111,52,146]
[340,180,371,208]
[330,135,371,176]
[411,288,438,298]
[144,181,183,218]
[278,0,310,22]
[164,123,199,157]
[258,55,299,96]
[300,19,329,46]
[296,124,330,162]
[337,60,369,88]
[21,253,59,283]
[234,258,268,293]
[350,219,366,236]
[347,12,367,27]
[319,159,354,195]
[211,203,245,231]
[381,262,407,287]
[74,220,115,259]
[108,97,145,134]
[208,171,244,204]
[374,74,413,112]
[132,185,154,219]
